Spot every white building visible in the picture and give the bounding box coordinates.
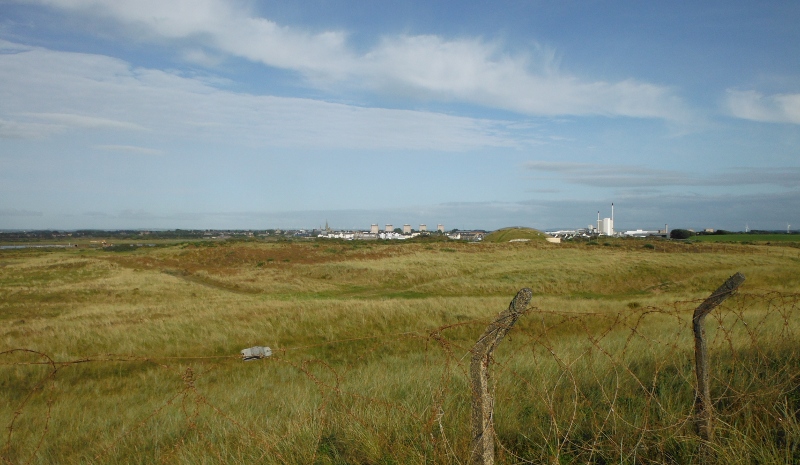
[600,218,614,236]
[402,224,412,234]
[597,203,615,236]
[370,224,379,234]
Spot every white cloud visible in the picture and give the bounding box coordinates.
[364,35,688,120]
[94,144,163,155]
[525,161,800,188]
[725,89,800,124]
[0,118,62,139]
[15,0,690,120]
[0,41,532,150]
[27,113,146,131]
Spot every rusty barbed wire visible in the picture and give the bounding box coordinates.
[2,290,798,464]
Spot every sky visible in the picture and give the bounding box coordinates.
[0,0,798,232]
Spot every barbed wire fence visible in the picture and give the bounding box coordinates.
[2,276,799,464]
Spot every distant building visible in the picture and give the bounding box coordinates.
[403,224,412,234]
[385,224,393,232]
[623,229,660,237]
[419,224,427,232]
[370,224,379,234]
[437,224,445,232]
[597,203,615,236]
[600,218,614,236]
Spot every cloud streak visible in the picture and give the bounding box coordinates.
[94,145,163,155]
[725,90,800,124]
[17,0,691,121]
[0,40,535,150]
[0,208,43,217]
[525,161,800,189]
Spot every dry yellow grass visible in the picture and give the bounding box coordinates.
[1,238,799,463]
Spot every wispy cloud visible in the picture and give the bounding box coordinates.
[725,89,800,124]
[0,41,536,150]
[0,208,43,217]
[27,113,147,131]
[16,0,692,121]
[94,144,163,155]
[524,161,800,188]
[0,118,62,139]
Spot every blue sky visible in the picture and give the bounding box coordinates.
[0,0,798,231]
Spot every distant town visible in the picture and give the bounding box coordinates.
[1,202,796,246]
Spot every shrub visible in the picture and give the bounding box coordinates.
[670,229,694,240]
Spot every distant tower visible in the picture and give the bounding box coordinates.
[437,224,445,232]
[385,224,393,233]
[597,204,614,236]
[403,224,411,234]
[370,224,379,234]
[609,203,615,235]
[419,224,427,232]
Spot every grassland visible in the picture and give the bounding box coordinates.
[692,233,800,243]
[2,237,799,464]
[482,227,548,243]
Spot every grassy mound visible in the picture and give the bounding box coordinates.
[483,227,548,243]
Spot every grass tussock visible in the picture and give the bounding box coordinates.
[2,239,800,463]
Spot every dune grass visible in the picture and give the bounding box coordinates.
[1,239,799,463]
[482,227,548,243]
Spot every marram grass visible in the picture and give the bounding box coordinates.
[1,239,799,463]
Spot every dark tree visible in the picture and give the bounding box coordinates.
[670,229,694,239]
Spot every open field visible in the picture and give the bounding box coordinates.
[2,238,799,464]
[692,233,800,243]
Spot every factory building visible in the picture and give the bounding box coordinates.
[597,203,615,236]
[385,224,393,233]
[419,224,427,232]
[437,224,445,232]
[403,224,412,234]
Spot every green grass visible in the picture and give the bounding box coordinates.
[482,227,548,243]
[1,239,799,463]
[693,233,800,243]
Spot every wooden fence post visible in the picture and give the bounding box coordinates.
[470,288,533,465]
[693,272,745,448]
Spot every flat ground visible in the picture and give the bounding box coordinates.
[2,237,799,464]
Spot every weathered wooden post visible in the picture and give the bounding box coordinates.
[693,272,745,451]
[470,288,532,465]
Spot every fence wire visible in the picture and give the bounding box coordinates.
[2,290,799,464]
